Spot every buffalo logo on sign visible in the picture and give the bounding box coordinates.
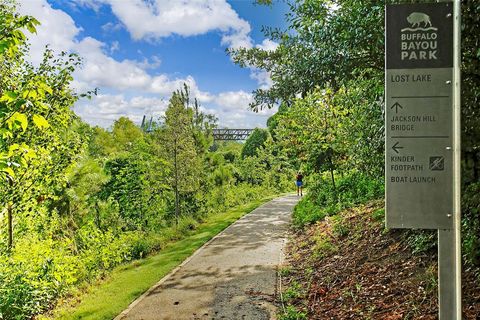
[401,12,438,62]
[406,12,433,28]
[386,3,453,69]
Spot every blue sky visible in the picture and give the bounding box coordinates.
[18,0,289,128]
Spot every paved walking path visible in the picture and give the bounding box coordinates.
[116,195,299,320]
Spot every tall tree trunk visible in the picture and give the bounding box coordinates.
[174,145,180,225]
[329,156,337,202]
[7,203,13,249]
[7,176,14,250]
[94,202,101,230]
[175,187,180,226]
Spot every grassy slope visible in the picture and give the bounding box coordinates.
[280,201,439,319]
[46,196,278,320]
[279,201,480,319]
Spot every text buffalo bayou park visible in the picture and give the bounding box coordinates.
[401,31,438,61]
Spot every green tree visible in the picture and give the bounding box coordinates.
[229,0,384,110]
[242,0,480,265]
[0,4,88,248]
[241,128,269,158]
[87,126,118,158]
[100,144,168,230]
[112,117,144,153]
[161,87,200,223]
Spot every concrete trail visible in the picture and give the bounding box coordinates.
[116,195,299,320]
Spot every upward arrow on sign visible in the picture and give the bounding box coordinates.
[391,102,403,114]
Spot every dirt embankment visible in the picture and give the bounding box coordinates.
[279,201,480,319]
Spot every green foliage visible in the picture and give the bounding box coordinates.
[283,281,304,301]
[312,232,337,259]
[371,208,385,222]
[87,126,118,157]
[0,2,87,254]
[232,0,480,273]
[293,197,328,227]
[405,230,436,255]
[462,182,480,266]
[293,171,383,227]
[111,117,144,153]
[0,2,39,58]
[279,265,292,277]
[159,85,202,221]
[279,305,307,320]
[235,153,267,185]
[49,197,276,320]
[100,142,169,230]
[460,2,480,187]
[241,127,269,158]
[331,214,349,238]
[0,5,292,319]
[3,0,479,318]
[229,0,384,110]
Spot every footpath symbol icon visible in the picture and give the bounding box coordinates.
[429,156,445,171]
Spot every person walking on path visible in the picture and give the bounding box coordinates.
[296,172,303,196]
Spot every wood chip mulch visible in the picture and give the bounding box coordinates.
[280,201,480,319]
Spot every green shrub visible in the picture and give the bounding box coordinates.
[462,182,480,266]
[405,230,436,254]
[312,232,337,259]
[371,208,385,222]
[177,216,198,234]
[0,236,82,319]
[292,196,327,227]
[283,281,304,301]
[279,305,307,320]
[292,171,383,227]
[331,214,349,238]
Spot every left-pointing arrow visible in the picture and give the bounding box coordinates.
[392,141,404,154]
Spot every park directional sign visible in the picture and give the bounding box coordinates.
[386,3,461,318]
[385,2,455,229]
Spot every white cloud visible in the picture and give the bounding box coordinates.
[210,90,277,128]
[18,1,202,96]
[214,91,253,112]
[221,27,253,49]
[75,37,150,90]
[68,0,104,12]
[80,0,254,49]
[136,55,162,69]
[18,0,80,65]
[74,90,273,129]
[18,0,274,129]
[74,94,168,127]
[250,69,273,90]
[242,39,278,89]
[109,40,119,53]
[256,39,278,51]
[101,21,123,32]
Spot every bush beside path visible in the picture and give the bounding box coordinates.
[45,195,297,320]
